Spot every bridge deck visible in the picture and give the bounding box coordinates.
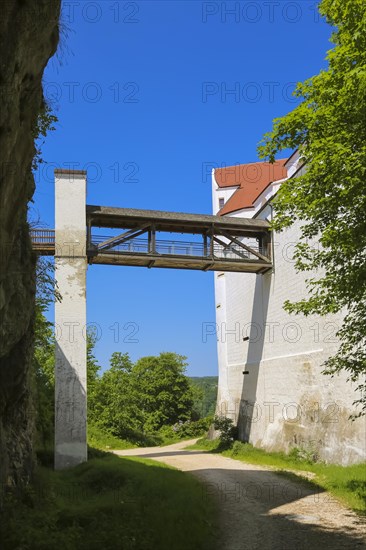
[31,205,272,273]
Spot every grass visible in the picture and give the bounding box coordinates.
[88,422,208,451]
[0,449,218,550]
[88,423,138,450]
[187,438,366,514]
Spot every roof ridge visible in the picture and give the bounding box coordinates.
[215,158,287,172]
[216,159,288,215]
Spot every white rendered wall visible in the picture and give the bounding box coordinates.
[211,174,238,215]
[212,166,366,464]
[54,170,87,469]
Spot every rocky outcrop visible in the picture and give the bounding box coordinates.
[0,0,60,487]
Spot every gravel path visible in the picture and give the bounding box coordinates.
[114,440,366,550]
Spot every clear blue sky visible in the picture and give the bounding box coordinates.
[32,0,332,375]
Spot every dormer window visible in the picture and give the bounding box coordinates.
[219,197,225,209]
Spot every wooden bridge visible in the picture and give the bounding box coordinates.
[31,205,272,273]
[41,170,274,469]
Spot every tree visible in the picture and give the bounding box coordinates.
[90,351,197,441]
[86,326,101,399]
[32,259,58,447]
[190,377,218,418]
[258,0,366,414]
[89,351,145,441]
[32,101,57,171]
[33,301,55,447]
[132,352,195,431]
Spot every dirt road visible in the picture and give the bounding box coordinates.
[114,440,365,550]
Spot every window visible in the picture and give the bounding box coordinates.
[219,197,225,209]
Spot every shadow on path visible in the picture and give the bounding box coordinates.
[114,443,366,550]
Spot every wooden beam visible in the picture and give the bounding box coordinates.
[149,224,156,254]
[87,219,92,249]
[86,204,270,235]
[218,229,270,263]
[97,224,150,251]
[212,235,231,250]
[212,236,250,260]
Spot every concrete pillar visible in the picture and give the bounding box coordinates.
[54,169,87,469]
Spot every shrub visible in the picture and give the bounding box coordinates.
[288,445,319,463]
[213,416,238,447]
[158,417,212,442]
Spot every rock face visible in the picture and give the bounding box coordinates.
[0,0,60,487]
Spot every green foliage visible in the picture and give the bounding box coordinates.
[157,417,213,443]
[0,453,218,550]
[288,445,320,464]
[213,415,238,448]
[133,352,195,431]
[186,437,222,452]
[32,101,57,170]
[89,352,198,444]
[189,376,218,418]
[32,302,55,447]
[258,0,366,413]
[87,423,137,450]
[32,259,58,447]
[89,351,145,443]
[86,326,101,400]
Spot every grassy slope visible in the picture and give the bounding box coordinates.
[187,439,366,514]
[1,450,218,550]
[88,423,138,450]
[88,422,205,451]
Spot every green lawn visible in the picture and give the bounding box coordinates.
[187,438,366,514]
[88,423,138,450]
[0,450,218,550]
[88,421,209,451]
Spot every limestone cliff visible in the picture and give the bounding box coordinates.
[0,0,60,486]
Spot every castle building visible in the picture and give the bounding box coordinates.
[211,151,365,464]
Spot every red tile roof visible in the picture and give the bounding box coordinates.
[215,159,288,215]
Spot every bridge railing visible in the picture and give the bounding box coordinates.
[30,229,56,251]
[91,235,265,261]
[30,230,268,262]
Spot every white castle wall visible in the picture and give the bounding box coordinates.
[212,164,366,465]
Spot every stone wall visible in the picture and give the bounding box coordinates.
[0,0,60,487]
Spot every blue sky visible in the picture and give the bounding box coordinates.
[33,0,332,375]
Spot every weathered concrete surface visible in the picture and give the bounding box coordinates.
[115,441,366,550]
[0,0,60,487]
[54,171,87,469]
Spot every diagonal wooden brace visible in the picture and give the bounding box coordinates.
[97,224,150,251]
[212,236,250,260]
[217,229,271,263]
